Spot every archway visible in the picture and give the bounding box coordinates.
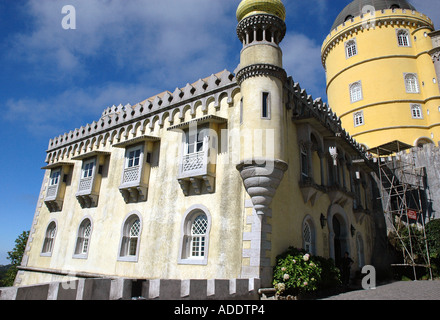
[328,205,351,269]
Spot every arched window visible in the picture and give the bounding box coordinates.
[300,143,309,179]
[405,73,420,93]
[41,221,57,256]
[354,111,365,127]
[357,234,365,268]
[118,213,142,261]
[302,217,316,255]
[397,30,410,47]
[349,81,363,103]
[179,205,212,265]
[190,214,208,258]
[74,218,92,258]
[411,104,423,119]
[345,39,358,58]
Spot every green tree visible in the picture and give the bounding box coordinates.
[1,231,29,287]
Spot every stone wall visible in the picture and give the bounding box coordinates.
[0,278,260,300]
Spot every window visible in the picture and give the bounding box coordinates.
[404,73,420,93]
[49,169,61,186]
[354,111,365,127]
[82,159,95,179]
[186,128,206,156]
[190,214,208,258]
[74,219,92,258]
[41,221,57,256]
[345,39,358,58]
[262,92,270,119]
[302,217,315,255]
[127,148,141,168]
[118,213,142,261]
[179,205,211,265]
[411,104,423,119]
[349,81,363,103]
[300,144,309,179]
[397,30,410,47]
[240,98,243,125]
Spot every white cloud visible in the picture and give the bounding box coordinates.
[4,0,240,137]
[4,82,156,137]
[282,33,327,99]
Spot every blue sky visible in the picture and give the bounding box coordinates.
[0,0,438,265]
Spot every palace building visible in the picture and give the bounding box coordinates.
[322,0,440,149]
[19,0,434,294]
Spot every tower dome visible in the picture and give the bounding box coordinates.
[236,0,286,22]
[331,0,416,30]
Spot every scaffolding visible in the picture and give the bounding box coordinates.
[368,140,433,280]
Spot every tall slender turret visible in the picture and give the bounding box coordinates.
[235,0,288,286]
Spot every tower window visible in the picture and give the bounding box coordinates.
[345,39,358,59]
[354,111,365,127]
[349,81,363,103]
[262,92,270,119]
[411,104,423,119]
[397,29,410,47]
[404,73,420,93]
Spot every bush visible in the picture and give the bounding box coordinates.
[273,247,341,296]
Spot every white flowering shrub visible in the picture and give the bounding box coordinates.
[273,247,341,296]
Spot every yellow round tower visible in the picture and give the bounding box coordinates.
[322,0,440,149]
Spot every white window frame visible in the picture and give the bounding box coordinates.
[126,145,142,169]
[49,169,61,186]
[404,73,420,93]
[349,81,363,103]
[411,104,423,119]
[178,204,212,265]
[82,158,95,179]
[41,220,57,257]
[118,212,142,262]
[73,218,93,259]
[396,29,410,47]
[300,143,309,179]
[345,39,358,59]
[354,111,365,127]
[302,216,316,255]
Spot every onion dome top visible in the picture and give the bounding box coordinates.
[236,0,286,22]
[331,0,416,30]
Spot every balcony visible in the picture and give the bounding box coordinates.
[119,165,147,203]
[113,135,160,203]
[177,150,215,196]
[42,162,74,212]
[72,151,111,208]
[168,115,227,196]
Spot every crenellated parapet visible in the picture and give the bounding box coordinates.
[321,8,434,67]
[45,70,238,164]
[286,77,370,159]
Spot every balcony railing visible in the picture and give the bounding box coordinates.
[78,176,93,193]
[181,151,206,174]
[122,166,141,185]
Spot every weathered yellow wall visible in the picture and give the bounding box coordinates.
[322,8,440,149]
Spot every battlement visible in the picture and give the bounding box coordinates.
[0,278,260,300]
[321,8,434,66]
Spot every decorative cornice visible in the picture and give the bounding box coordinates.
[45,70,239,164]
[236,63,287,86]
[237,13,286,43]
